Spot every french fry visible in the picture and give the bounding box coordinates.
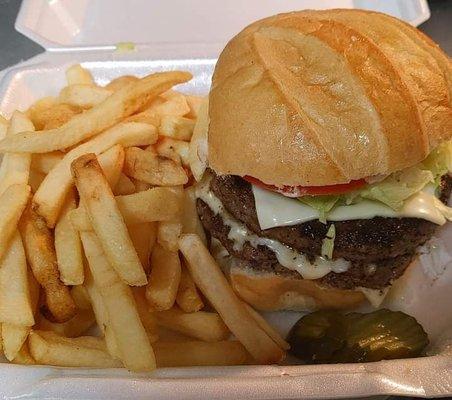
[0,71,192,153]
[155,308,230,342]
[27,99,79,131]
[0,66,292,371]
[154,341,248,367]
[188,98,208,181]
[60,85,113,109]
[29,170,45,193]
[36,308,95,338]
[176,263,204,313]
[124,146,188,186]
[84,270,108,334]
[42,104,81,130]
[157,326,192,342]
[19,204,77,323]
[185,95,204,119]
[179,234,285,363]
[155,137,190,166]
[2,323,30,361]
[55,190,84,285]
[243,303,290,351]
[132,287,159,342]
[0,184,30,263]
[28,270,40,316]
[0,232,35,326]
[29,330,122,368]
[128,222,157,272]
[68,209,104,232]
[148,224,158,259]
[70,186,182,230]
[153,144,177,164]
[0,115,8,140]
[26,97,58,130]
[86,273,121,359]
[159,115,195,141]
[113,173,136,195]
[72,154,146,286]
[145,144,158,155]
[12,341,35,365]
[56,146,120,239]
[105,75,139,91]
[146,244,181,311]
[66,64,95,86]
[34,121,156,227]
[157,220,182,252]
[181,186,207,245]
[80,231,156,371]
[114,186,179,225]
[71,285,92,310]
[125,109,160,126]
[31,151,64,174]
[160,90,178,99]
[104,326,121,360]
[7,109,35,138]
[132,179,151,192]
[97,144,125,189]
[0,111,34,196]
[147,92,190,118]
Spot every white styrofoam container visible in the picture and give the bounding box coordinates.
[13,0,430,52]
[2,1,452,399]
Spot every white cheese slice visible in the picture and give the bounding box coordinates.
[196,177,351,280]
[357,287,390,308]
[252,185,451,230]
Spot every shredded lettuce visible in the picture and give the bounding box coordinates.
[359,141,451,209]
[298,195,338,223]
[359,167,434,210]
[321,224,336,259]
[296,141,451,217]
[420,141,452,184]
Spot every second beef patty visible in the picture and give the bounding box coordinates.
[196,173,451,290]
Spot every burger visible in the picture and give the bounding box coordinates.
[192,9,452,311]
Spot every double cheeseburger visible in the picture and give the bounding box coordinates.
[194,9,452,311]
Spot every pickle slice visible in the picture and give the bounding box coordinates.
[287,309,429,364]
[287,311,346,363]
[342,309,429,362]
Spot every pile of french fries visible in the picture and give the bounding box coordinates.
[0,65,287,372]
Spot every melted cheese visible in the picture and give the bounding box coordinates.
[196,178,350,280]
[357,287,390,308]
[253,185,452,230]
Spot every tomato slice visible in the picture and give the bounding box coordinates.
[244,175,366,197]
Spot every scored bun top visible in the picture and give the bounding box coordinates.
[208,9,452,186]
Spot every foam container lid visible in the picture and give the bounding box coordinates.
[2,1,452,399]
[14,0,430,52]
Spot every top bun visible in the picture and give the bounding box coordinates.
[208,9,452,186]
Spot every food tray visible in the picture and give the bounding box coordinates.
[1,1,451,399]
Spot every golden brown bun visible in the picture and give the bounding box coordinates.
[209,9,452,186]
[229,265,365,311]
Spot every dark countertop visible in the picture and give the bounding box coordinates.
[418,0,452,54]
[0,0,451,72]
[0,0,42,71]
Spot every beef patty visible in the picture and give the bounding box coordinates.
[196,173,451,290]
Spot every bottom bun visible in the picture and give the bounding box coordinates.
[229,265,366,312]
